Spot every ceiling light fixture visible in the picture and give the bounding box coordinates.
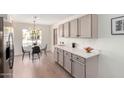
[30,16,41,44]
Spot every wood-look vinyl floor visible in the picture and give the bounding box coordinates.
[13,52,71,78]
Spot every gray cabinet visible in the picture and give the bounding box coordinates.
[54,47,98,78]
[59,24,64,37]
[58,49,64,66]
[64,51,71,73]
[63,22,70,37]
[57,14,98,38]
[71,54,86,78]
[79,14,98,38]
[70,19,78,37]
[54,48,58,62]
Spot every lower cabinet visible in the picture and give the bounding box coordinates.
[71,54,86,78]
[54,47,98,78]
[58,49,64,66]
[63,51,71,73]
[54,48,58,62]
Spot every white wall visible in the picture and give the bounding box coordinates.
[51,14,124,78]
[13,22,51,56]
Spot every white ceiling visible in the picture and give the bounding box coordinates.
[9,14,75,25]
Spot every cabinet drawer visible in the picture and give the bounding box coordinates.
[72,54,85,63]
[58,49,63,54]
[55,47,58,50]
[64,51,71,58]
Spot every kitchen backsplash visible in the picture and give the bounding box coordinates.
[58,37,98,50]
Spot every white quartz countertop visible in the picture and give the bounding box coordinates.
[54,45,100,59]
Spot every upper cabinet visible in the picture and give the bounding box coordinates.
[57,14,98,38]
[70,19,78,38]
[78,14,98,38]
[63,22,70,37]
[59,24,64,37]
[78,15,91,38]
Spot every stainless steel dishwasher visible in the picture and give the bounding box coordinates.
[71,54,86,78]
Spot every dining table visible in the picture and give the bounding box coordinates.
[23,44,43,53]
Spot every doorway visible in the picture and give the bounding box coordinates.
[53,28,58,45]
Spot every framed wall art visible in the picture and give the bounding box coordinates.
[111,16,124,35]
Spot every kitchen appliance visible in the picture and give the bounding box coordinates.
[0,17,14,78]
[72,43,76,48]
[71,54,86,78]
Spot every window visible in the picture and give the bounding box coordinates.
[22,29,42,46]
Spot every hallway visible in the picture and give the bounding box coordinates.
[13,52,71,78]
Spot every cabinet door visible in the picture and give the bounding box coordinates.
[79,15,91,38]
[59,24,64,37]
[70,19,78,37]
[64,51,71,73]
[64,22,70,37]
[72,60,85,78]
[0,17,3,31]
[58,49,64,66]
[54,48,58,62]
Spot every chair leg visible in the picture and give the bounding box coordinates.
[29,52,30,59]
[38,53,40,59]
[22,53,25,61]
[32,53,34,60]
[40,51,42,56]
[44,50,47,56]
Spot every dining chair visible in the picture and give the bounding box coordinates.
[22,46,30,60]
[32,45,41,60]
[41,44,47,56]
